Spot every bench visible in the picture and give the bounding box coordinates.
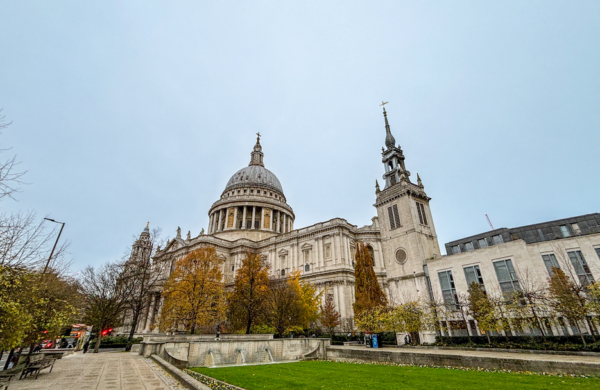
[19,355,56,380]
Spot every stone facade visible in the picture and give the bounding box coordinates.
[126,109,600,337]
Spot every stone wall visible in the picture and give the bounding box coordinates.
[327,346,600,376]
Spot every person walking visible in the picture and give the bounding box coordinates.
[83,339,90,354]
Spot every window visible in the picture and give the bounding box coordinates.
[492,235,504,245]
[493,259,521,294]
[464,265,485,290]
[572,223,581,235]
[537,229,545,241]
[478,239,488,249]
[390,174,397,185]
[416,202,428,225]
[560,225,570,238]
[451,245,461,255]
[567,250,595,286]
[438,270,458,309]
[541,254,560,276]
[305,264,310,272]
[464,242,474,252]
[281,269,286,276]
[596,247,600,260]
[387,204,400,229]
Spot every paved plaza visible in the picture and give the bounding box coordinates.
[6,352,183,390]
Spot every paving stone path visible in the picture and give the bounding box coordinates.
[6,351,184,390]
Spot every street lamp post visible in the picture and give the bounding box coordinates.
[43,218,65,274]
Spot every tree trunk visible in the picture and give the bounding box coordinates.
[530,306,546,341]
[585,317,597,342]
[2,349,13,370]
[246,314,252,335]
[94,334,102,353]
[573,321,586,346]
[486,332,491,344]
[459,307,472,343]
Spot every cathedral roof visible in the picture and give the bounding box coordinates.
[224,165,284,194]
[223,136,284,194]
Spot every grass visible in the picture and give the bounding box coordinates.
[190,361,600,390]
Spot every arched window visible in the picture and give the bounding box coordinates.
[281,269,286,276]
[367,245,375,266]
[305,264,310,272]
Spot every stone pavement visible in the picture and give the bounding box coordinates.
[6,351,184,390]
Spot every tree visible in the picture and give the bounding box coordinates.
[80,262,128,352]
[353,242,387,316]
[320,295,341,336]
[264,277,302,338]
[227,252,270,334]
[0,211,68,269]
[586,281,600,334]
[0,109,26,201]
[547,267,590,345]
[159,247,225,334]
[118,225,166,344]
[467,282,495,344]
[386,301,424,343]
[0,266,33,353]
[263,271,321,337]
[354,306,388,334]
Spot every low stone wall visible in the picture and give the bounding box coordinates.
[139,334,330,367]
[327,346,600,376]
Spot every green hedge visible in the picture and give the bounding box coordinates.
[435,335,600,352]
[90,336,142,349]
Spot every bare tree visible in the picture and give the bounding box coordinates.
[80,262,128,353]
[514,267,550,340]
[0,211,68,269]
[0,109,26,200]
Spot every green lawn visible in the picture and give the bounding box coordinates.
[191,361,599,390]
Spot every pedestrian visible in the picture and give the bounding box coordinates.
[404,334,408,345]
[83,339,90,354]
[216,324,221,340]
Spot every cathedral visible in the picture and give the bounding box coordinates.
[129,106,600,339]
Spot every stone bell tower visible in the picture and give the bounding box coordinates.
[374,104,442,301]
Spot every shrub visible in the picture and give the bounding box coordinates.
[433,335,600,352]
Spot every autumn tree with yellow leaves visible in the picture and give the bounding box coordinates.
[227,252,270,334]
[159,247,225,334]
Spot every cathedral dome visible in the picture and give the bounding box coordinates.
[224,165,284,194]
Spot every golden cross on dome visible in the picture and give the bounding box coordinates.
[256,132,261,141]
[380,101,388,107]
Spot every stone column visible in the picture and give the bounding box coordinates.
[333,232,339,264]
[316,238,322,269]
[208,214,213,234]
[216,210,222,232]
[242,207,247,229]
[143,294,156,333]
[233,207,238,230]
[260,208,265,230]
[251,206,256,229]
[270,210,274,231]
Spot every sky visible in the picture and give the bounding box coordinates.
[1,1,599,272]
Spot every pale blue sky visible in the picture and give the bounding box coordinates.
[1,1,599,271]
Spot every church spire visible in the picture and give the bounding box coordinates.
[249,132,264,167]
[381,102,396,150]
